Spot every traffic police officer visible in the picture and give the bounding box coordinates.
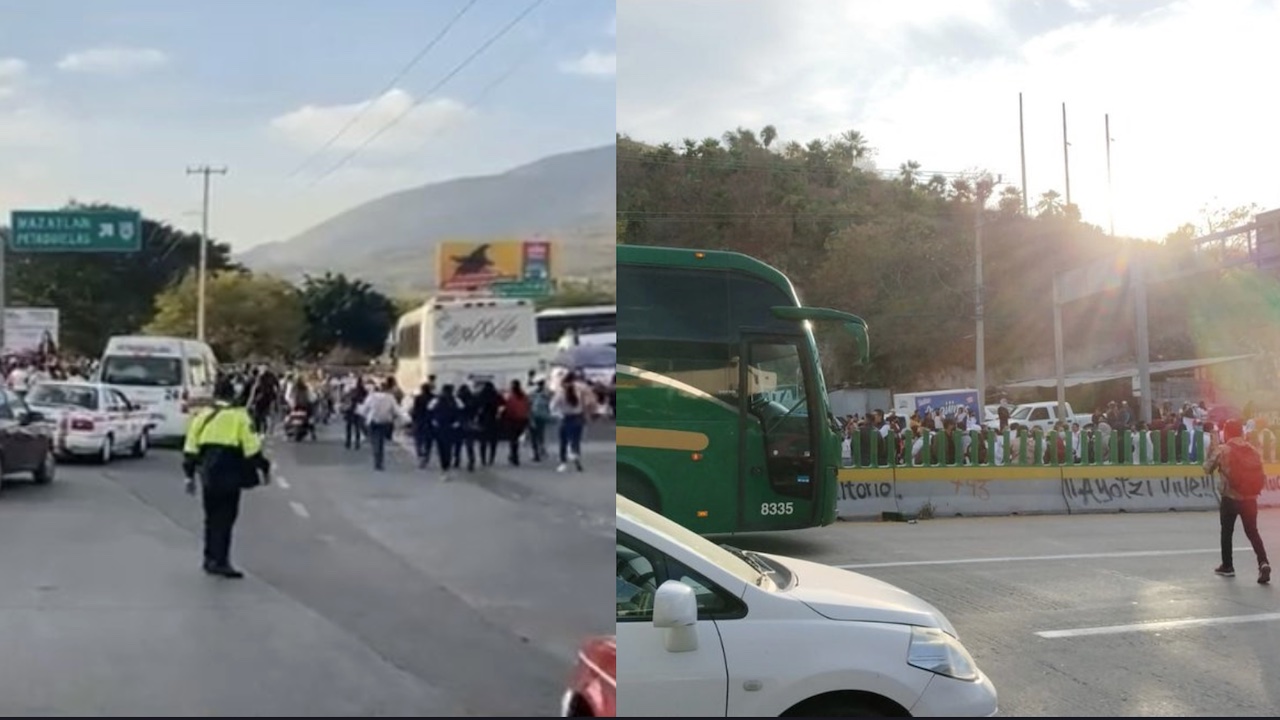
[182,377,270,578]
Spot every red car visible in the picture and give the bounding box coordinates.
[560,635,615,717]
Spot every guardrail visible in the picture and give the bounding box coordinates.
[837,427,1280,520]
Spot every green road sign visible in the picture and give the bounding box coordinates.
[8,210,143,252]
[492,278,551,298]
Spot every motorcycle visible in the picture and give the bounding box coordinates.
[284,407,315,442]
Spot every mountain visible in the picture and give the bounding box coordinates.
[238,144,616,295]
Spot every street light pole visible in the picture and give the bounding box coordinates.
[186,165,227,342]
[975,179,992,413]
[1105,113,1115,236]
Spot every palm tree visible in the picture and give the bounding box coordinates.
[1035,190,1065,218]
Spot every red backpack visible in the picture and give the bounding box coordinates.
[1226,439,1266,498]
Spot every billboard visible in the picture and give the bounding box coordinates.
[913,389,980,421]
[3,307,59,355]
[435,239,555,292]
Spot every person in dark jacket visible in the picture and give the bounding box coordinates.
[430,384,464,481]
[342,380,369,450]
[410,382,435,469]
[454,385,479,472]
[475,381,504,467]
[182,381,270,579]
[247,370,279,435]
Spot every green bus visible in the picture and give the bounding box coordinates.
[617,245,870,534]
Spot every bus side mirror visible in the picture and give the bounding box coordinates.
[770,306,871,366]
[846,321,870,365]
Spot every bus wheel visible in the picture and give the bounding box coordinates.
[618,469,660,513]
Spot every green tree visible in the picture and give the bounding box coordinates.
[619,124,1279,390]
[537,285,616,310]
[0,202,235,355]
[298,272,397,358]
[144,270,305,361]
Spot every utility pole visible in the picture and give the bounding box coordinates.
[1062,102,1072,208]
[1105,113,1115,236]
[186,165,227,342]
[1018,92,1029,216]
[975,177,1001,413]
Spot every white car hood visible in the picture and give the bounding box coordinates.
[763,553,957,636]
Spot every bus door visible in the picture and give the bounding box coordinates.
[737,335,820,530]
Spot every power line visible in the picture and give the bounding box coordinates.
[286,0,480,179]
[404,21,556,158]
[308,0,547,187]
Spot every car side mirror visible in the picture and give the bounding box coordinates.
[19,410,42,425]
[652,580,699,653]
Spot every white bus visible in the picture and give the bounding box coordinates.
[536,305,616,363]
[393,296,541,397]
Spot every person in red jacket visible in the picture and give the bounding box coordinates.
[1205,418,1271,584]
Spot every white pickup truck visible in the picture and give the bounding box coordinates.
[989,401,1093,432]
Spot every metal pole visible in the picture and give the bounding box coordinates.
[186,165,227,343]
[1134,256,1153,423]
[1062,102,1071,208]
[1053,274,1067,422]
[1019,92,1029,215]
[1105,113,1114,236]
[975,185,987,414]
[1018,90,1029,212]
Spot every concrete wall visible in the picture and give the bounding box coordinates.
[835,464,1280,520]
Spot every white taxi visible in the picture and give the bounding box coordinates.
[26,381,152,463]
[616,494,999,717]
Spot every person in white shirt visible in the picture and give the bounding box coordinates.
[359,378,409,471]
[7,363,31,396]
[551,371,597,472]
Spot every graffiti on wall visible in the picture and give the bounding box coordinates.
[952,478,990,500]
[840,481,893,501]
[1063,476,1218,506]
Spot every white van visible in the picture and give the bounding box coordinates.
[97,336,220,442]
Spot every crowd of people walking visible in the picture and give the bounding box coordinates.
[221,364,604,481]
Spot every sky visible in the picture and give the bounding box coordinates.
[0,0,616,251]
[617,0,1279,242]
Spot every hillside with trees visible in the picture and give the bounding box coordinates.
[617,127,1280,391]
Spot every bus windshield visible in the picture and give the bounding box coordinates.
[100,355,183,387]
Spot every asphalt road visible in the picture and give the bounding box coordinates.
[723,509,1280,717]
[0,419,614,717]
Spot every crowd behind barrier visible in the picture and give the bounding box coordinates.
[843,424,1278,468]
[836,413,1280,520]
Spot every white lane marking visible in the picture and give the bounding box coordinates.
[1037,612,1280,639]
[289,501,310,519]
[276,476,291,489]
[836,547,1252,569]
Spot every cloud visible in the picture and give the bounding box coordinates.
[0,58,27,99]
[56,46,168,75]
[0,106,73,149]
[269,88,471,155]
[617,0,1280,240]
[559,50,616,77]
